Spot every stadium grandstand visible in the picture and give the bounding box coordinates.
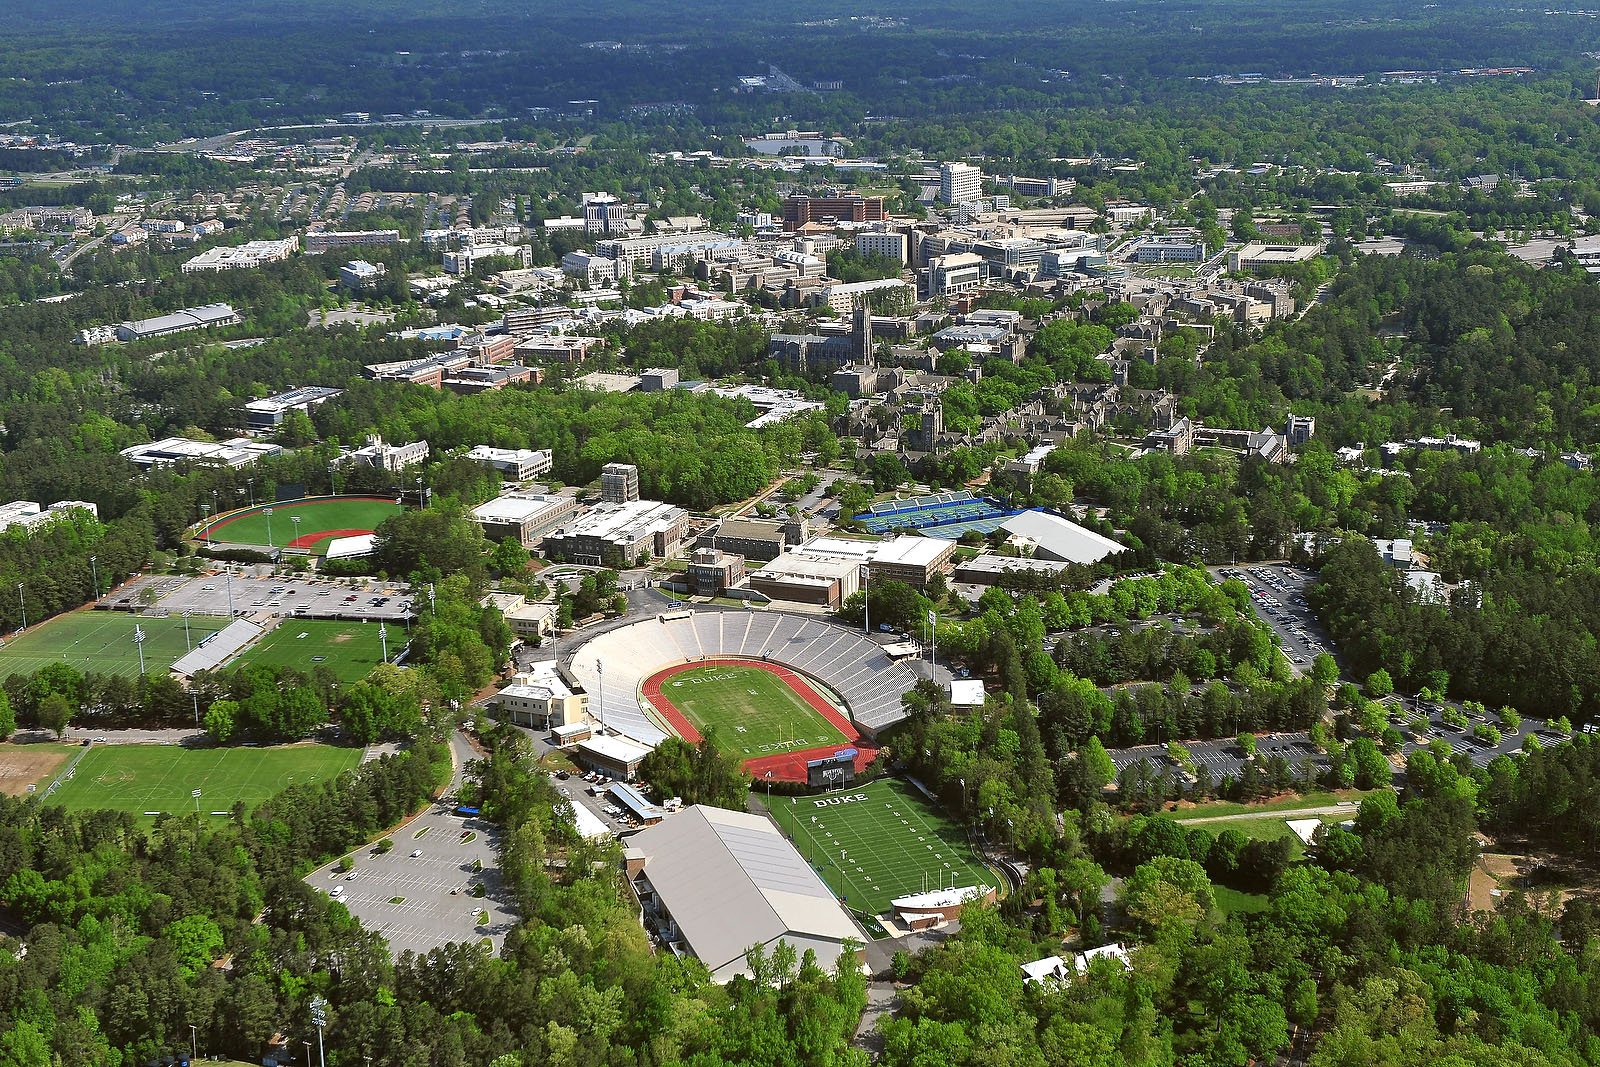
[856,490,1015,537]
[564,610,918,746]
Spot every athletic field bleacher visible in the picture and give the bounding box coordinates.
[564,610,917,747]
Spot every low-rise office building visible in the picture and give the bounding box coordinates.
[542,500,690,566]
[466,445,553,481]
[471,490,579,547]
[244,386,343,432]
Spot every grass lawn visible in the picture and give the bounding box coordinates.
[198,496,403,553]
[1214,886,1269,915]
[1169,790,1364,821]
[49,742,360,818]
[1168,812,1349,860]
[0,742,79,796]
[662,663,850,757]
[234,619,388,682]
[0,610,207,678]
[764,778,997,917]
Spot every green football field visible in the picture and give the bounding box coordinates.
[198,496,402,553]
[0,611,211,678]
[233,619,389,681]
[661,663,850,757]
[764,779,998,916]
[49,743,361,817]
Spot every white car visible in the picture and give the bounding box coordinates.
[411,849,423,858]
[330,885,344,898]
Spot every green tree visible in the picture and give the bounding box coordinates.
[1364,668,1393,699]
[36,692,70,738]
[0,688,13,741]
[205,698,238,743]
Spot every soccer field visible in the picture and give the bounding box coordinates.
[0,611,211,678]
[233,619,389,681]
[198,496,403,553]
[765,779,998,916]
[49,742,361,817]
[654,662,851,757]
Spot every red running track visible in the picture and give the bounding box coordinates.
[639,657,879,783]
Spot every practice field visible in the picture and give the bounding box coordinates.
[0,742,78,796]
[0,610,207,678]
[765,778,997,917]
[644,660,852,758]
[197,496,403,554]
[233,619,388,682]
[49,742,361,817]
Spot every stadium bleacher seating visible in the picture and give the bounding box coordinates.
[563,609,918,747]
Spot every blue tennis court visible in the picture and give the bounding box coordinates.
[856,491,1015,537]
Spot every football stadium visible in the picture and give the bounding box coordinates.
[194,495,403,554]
[566,609,918,781]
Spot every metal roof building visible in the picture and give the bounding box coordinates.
[999,510,1126,565]
[623,805,863,982]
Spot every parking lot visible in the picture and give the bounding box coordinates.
[1213,564,1331,676]
[139,573,415,622]
[308,803,516,954]
[1110,730,1326,783]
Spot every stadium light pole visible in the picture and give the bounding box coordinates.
[17,581,25,631]
[378,622,388,662]
[89,555,99,600]
[192,690,199,728]
[247,477,255,508]
[133,624,146,675]
[224,570,235,617]
[183,610,192,650]
[264,507,274,548]
[927,608,937,673]
[291,515,302,550]
[310,995,328,1067]
[200,504,211,546]
[597,660,605,734]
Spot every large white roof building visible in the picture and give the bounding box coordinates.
[624,806,862,982]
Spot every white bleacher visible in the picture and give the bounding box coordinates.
[565,608,918,747]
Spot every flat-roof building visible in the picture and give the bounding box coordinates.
[577,734,654,779]
[0,500,97,535]
[748,551,862,609]
[867,535,957,591]
[600,462,640,504]
[305,229,401,254]
[182,238,298,273]
[115,302,240,342]
[120,436,284,470]
[243,387,343,432]
[622,805,863,982]
[1228,242,1324,273]
[466,445,553,481]
[542,500,690,566]
[470,491,579,547]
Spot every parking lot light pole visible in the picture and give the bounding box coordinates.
[225,570,235,617]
